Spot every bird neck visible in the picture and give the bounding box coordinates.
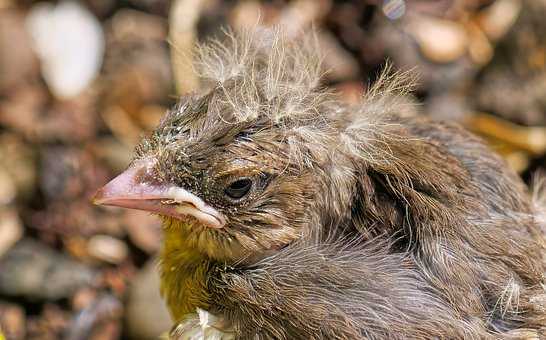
[159,223,215,322]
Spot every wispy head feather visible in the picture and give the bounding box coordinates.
[193,27,328,125]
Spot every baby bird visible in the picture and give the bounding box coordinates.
[94,29,546,339]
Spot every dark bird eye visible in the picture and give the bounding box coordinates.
[225,178,253,200]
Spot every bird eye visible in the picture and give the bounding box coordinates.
[224,178,253,200]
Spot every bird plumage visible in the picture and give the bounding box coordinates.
[95,28,546,339]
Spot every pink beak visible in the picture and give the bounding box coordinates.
[93,157,226,229]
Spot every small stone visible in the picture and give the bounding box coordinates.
[26,1,104,99]
[0,85,48,141]
[0,134,36,201]
[0,209,23,259]
[467,22,494,66]
[126,259,172,340]
[408,16,468,63]
[0,10,38,93]
[102,269,129,296]
[0,303,25,340]
[87,235,128,264]
[72,287,98,311]
[0,169,16,206]
[477,0,522,41]
[0,239,95,300]
[41,304,70,335]
[66,294,123,340]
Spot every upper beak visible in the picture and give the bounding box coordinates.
[93,157,226,229]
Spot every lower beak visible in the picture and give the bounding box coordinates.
[93,157,226,229]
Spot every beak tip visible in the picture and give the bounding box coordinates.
[91,188,106,206]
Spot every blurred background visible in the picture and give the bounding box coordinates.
[0,0,545,339]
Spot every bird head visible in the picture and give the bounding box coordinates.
[94,29,343,262]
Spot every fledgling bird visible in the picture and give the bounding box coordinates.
[94,28,546,339]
